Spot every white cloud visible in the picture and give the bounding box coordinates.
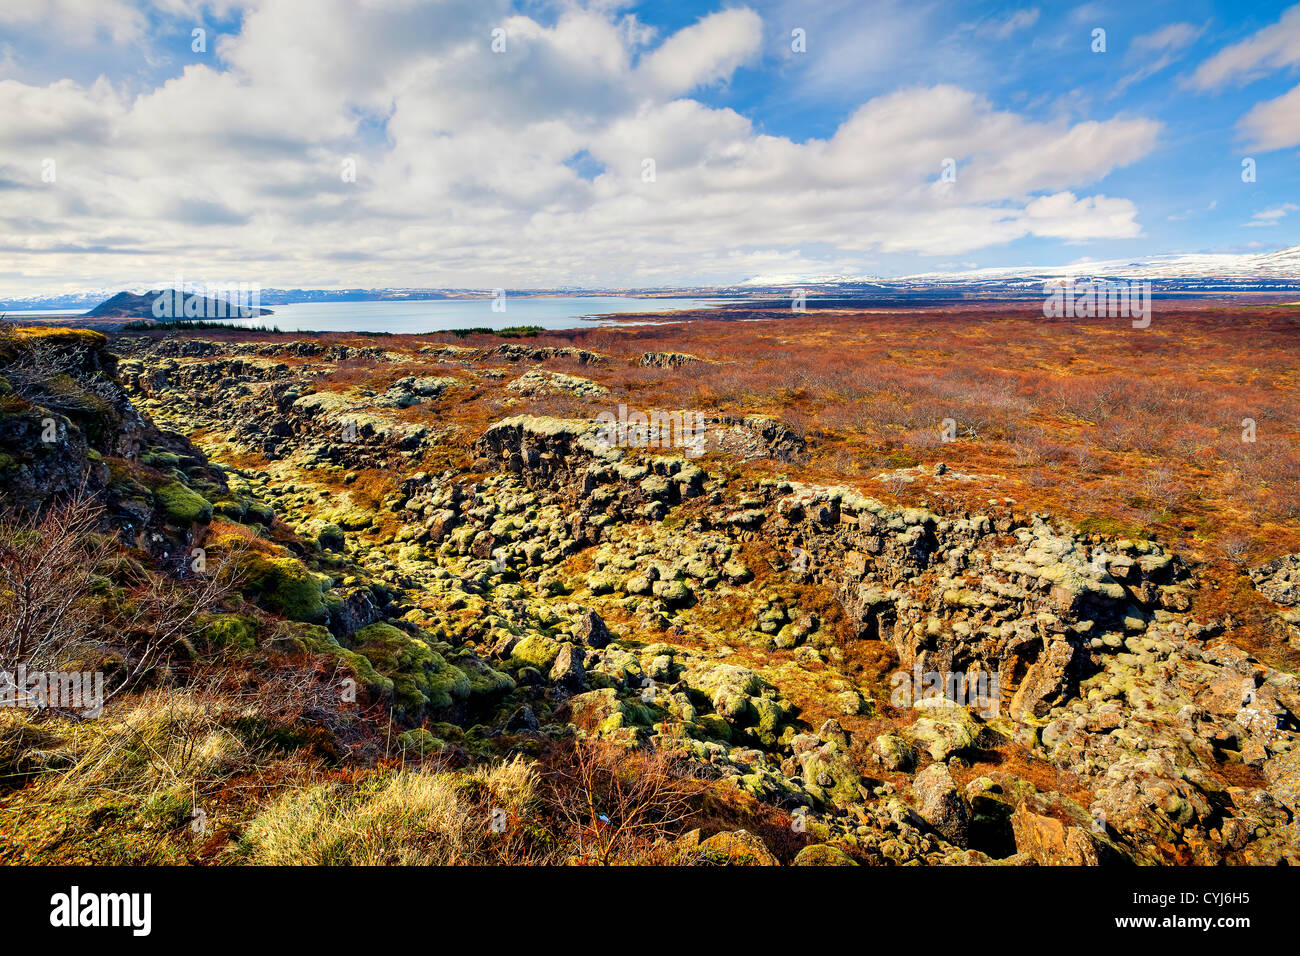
[1133,21,1204,53]
[638,8,762,96]
[1184,7,1300,152]
[1115,21,1206,93]
[0,0,147,46]
[1022,192,1143,241]
[0,0,1161,292]
[1245,203,1300,226]
[0,77,124,147]
[773,0,962,102]
[981,8,1040,39]
[1238,82,1300,151]
[1188,4,1300,89]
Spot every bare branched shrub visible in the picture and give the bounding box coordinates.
[882,472,911,498]
[0,332,119,413]
[541,739,701,865]
[0,491,241,713]
[1140,466,1186,511]
[0,490,110,675]
[1220,535,1252,565]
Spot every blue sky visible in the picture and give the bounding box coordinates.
[1,0,1298,293]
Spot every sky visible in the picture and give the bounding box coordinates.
[1,0,1298,295]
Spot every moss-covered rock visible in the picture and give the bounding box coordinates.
[199,612,260,650]
[797,739,863,809]
[238,554,330,623]
[509,634,562,672]
[142,448,183,468]
[563,687,655,738]
[351,622,471,714]
[793,844,858,866]
[285,623,392,696]
[316,522,345,550]
[905,705,985,761]
[154,480,213,526]
[396,728,445,755]
[452,651,516,698]
[693,829,779,866]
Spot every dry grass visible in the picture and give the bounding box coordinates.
[239,756,547,865]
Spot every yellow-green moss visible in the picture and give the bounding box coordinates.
[351,622,471,714]
[154,481,213,526]
[198,612,260,650]
[236,553,329,624]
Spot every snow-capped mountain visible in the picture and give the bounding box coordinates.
[737,245,1300,293]
[901,245,1300,283]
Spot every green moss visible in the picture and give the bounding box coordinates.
[397,544,426,563]
[351,622,471,714]
[237,553,329,623]
[315,523,345,551]
[154,481,213,526]
[325,506,374,531]
[142,448,183,468]
[451,650,516,698]
[1075,517,1152,540]
[396,728,445,755]
[245,501,275,525]
[289,623,391,695]
[221,494,274,525]
[199,613,260,650]
[106,458,157,497]
[792,844,858,866]
[694,713,732,741]
[509,634,561,671]
[12,326,107,347]
[213,499,247,519]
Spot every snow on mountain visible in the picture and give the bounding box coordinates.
[741,245,1300,288]
[900,245,1300,283]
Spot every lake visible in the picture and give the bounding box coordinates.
[4,296,738,333]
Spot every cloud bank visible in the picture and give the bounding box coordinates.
[0,0,1162,292]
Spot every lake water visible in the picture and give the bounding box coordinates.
[5,296,736,333]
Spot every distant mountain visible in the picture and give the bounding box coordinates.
[735,245,1300,292]
[731,245,1300,299]
[84,290,273,319]
[900,244,1300,284]
[4,244,1297,314]
[0,289,119,312]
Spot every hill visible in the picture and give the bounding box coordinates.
[85,290,274,320]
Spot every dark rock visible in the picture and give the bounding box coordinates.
[914,762,969,846]
[549,642,586,691]
[573,609,612,648]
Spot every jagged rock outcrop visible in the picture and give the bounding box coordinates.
[640,351,706,368]
[505,368,607,398]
